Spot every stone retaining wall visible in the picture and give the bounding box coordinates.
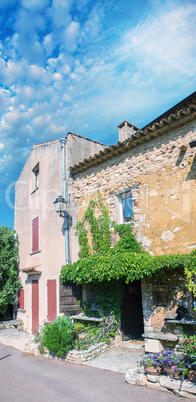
[125,369,196,399]
[24,340,114,362]
[0,319,23,331]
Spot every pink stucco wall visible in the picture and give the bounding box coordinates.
[15,134,105,333]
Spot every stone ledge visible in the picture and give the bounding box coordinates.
[142,332,178,341]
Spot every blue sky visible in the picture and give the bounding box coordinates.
[0,0,195,229]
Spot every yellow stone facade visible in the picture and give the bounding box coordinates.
[73,120,196,256]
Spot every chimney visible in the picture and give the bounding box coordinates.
[118,121,139,142]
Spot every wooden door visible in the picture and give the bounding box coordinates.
[121,281,144,340]
[32,280,39,335]
[47,279,57,322]
[60,282,82,315]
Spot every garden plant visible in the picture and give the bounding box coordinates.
[140,347,196,381]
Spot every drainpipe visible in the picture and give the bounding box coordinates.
[60,138,69,265]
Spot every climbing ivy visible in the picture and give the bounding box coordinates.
[75,194,111,257]
[114,223,142,253]
[61,249,188,285]
[184,249,196,296]
[60,196,196,308]
[75,221,90,259]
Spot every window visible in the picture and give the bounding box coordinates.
[122,195,133,222]
[117,190,133,223]
[32,163,39,191]
[32,217,39,253]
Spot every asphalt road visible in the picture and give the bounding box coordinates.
[0,343,181,402]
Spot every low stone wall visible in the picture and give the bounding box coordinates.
[0,319,23,331]
[125,369,196,399]
[24,340,114,362]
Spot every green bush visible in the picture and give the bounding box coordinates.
[42,316,75,356]
[0,226,20,316]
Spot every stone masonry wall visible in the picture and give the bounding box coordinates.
[141,272,193,334]
[73,120,196,256]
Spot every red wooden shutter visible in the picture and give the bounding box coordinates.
[32,217,39,252]
[47,280,57,322]
[18,289,24,309]
[32,280,39,334]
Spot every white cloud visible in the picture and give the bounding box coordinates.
[82,5,104,40]
[64,21,80,52]
[43,33,56,56]
[30,65,46,80]
[49,0,72,30]
[117,4,196,78]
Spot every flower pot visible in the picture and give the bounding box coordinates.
[188,370,196,382]
[145,366,163,375]
[164,365,178,378]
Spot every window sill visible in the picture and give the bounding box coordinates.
[30,250,41,256]
[17,308,26,313]
[31,187,39,195]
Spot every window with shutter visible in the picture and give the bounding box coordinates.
[32,217,39,253]
[18,289,24,309]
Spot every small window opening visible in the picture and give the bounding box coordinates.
[122,195,133,222]
[32,163,39,190]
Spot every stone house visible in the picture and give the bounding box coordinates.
[15,133,105,334]
[70,91,196,342]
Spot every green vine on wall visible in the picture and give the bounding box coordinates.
[61,196,196,311]
[61,194,144,320]
[75,194,111,257]
[184,249,196,296]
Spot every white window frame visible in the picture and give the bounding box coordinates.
[115,188,134,224]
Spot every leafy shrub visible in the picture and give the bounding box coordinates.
[0,226,20,316]
[42,316,75,356]
[178,335,196,357]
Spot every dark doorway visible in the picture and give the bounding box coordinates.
[121,281,144,340]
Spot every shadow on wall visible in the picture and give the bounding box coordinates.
[186,154,196,181]
[143,269,194,333]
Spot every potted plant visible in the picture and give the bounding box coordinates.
[140,353,163,375]
[158,349,181,378]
